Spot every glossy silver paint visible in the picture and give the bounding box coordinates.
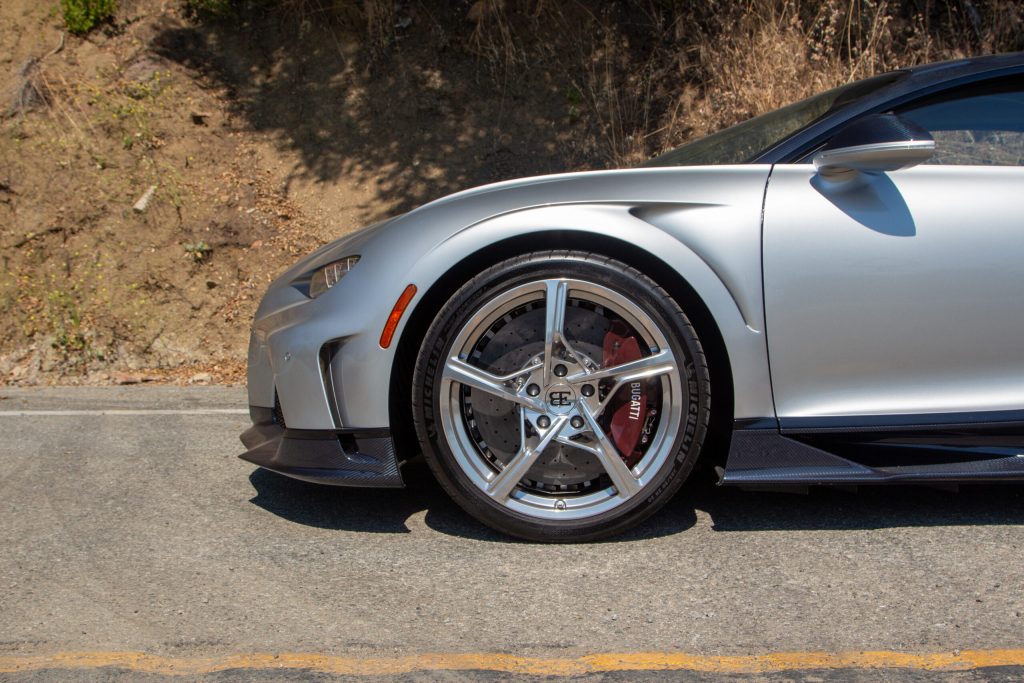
[764,164,1024,418]
[248,166,773,430]
[248,154,1024,438]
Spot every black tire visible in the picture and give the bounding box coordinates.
[412,251,710,542]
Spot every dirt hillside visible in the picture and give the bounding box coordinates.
[1,0,1020,385]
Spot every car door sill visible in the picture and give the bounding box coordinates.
[721,414,1024,486]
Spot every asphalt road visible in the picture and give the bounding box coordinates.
[2,386,1024,681]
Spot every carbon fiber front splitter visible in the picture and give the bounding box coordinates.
[239,407,404,488]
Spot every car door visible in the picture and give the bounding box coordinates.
[763,75,1024,422]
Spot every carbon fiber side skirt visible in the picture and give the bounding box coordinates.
[721,412,1024,487]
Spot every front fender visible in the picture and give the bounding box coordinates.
[260,166,774,430]
[337,183,772,426]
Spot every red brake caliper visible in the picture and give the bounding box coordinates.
[602,321,648,468]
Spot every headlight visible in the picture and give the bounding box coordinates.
[308,256,360,298]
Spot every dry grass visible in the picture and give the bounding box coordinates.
[660,0,1021,160]
[463,0,1022,165]
[467,0,526,76]
[179,0,1021,166]
[362,0,397,53]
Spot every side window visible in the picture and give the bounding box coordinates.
[896,77,1024,166]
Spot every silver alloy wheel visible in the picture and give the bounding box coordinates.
[438,278,685,521]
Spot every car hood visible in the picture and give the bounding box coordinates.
[260,164,771,320]
[273,167,650,284]
[377,164,770,252]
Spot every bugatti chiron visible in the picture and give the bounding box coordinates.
[241,53,1024,541]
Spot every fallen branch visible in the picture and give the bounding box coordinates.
[44,32,66,60]
[9,225,63,249]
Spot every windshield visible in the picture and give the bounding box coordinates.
[642,72,907,167]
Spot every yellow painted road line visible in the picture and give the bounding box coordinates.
[2,650,1024,676]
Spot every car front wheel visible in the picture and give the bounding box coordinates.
[413,251,710,542]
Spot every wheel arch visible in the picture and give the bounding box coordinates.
[388,230,735,470]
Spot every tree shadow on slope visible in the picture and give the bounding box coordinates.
[151,10,581,219]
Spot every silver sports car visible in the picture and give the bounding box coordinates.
[241,53,1024,541]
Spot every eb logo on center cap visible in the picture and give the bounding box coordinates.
[545,384,577,414]
[548,391,572,407]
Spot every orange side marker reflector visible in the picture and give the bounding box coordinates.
[380,284,417,349]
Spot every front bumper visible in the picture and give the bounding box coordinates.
[244,218,411,431]
[239,406,404,487]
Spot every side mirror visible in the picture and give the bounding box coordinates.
[813,113,935,179]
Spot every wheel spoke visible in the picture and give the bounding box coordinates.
[560,336,593,375]
[492,359,544,382]
[555,434,599,456]
[567,348,676,384]
[443,357,543,411]
[579,403,642,499]
[568,348,678,419]
[542,279,593,380]
[542,279,569,386]
[487,414,568,502]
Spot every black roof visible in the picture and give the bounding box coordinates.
[901,51,1024,80]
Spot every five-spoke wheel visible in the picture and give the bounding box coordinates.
[414,252,709,541]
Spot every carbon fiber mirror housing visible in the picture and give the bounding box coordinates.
[814,114,935,179]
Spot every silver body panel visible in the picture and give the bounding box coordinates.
[764,164,1024,418]
[243,53,1024,498]
[247,160,1024,432]
[247,166,774,430]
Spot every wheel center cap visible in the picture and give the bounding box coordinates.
[545,383,577,415]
